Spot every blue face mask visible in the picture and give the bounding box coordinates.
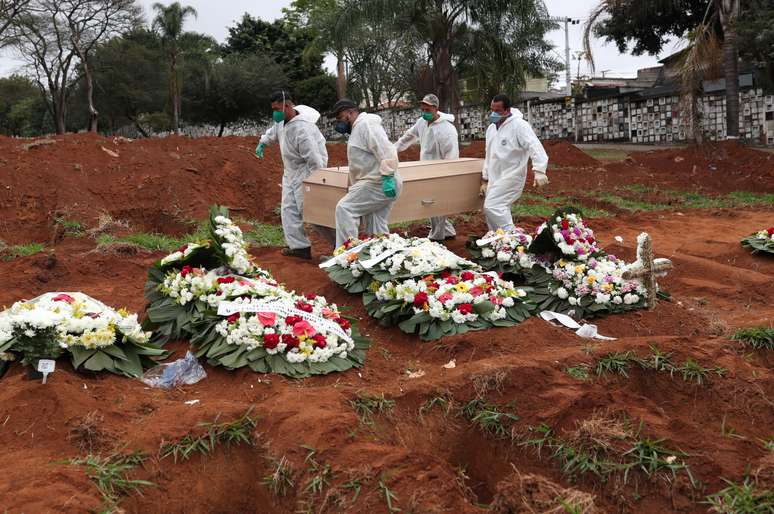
[489,111,505,124]
[334,120,351,134]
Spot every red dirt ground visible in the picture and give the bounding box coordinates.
[1,134,773,513]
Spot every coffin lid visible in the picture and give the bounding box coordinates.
[304,158,483,186]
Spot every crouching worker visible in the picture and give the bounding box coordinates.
[329,99,402,248]
[481,94,549,231]
[394,93,458,242]
[256,90,335,260]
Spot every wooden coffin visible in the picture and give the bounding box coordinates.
[302,158,484,228]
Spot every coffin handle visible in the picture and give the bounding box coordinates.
[421,199,436,205]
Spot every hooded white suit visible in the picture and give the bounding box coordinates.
[482,108,549,231]
[395,112,458,240]
[259,105,334,248]
[335,112,402,248]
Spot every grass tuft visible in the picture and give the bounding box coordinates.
[462,398,519,439]
[378,477,401,513]
[2,242,45,260]
[262,455,294,496]
[595,351,637,377]
[159,409,257,462]
[350,393,395,425]
[733,326,774,350]
[565,364,591,381]
[706,478,774,513]
[68,451,154,511]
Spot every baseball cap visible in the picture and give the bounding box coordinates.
[328,98,358,118]
[420,94,439,107]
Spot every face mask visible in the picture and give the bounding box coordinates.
[334,120,351,134]
[422,112,434,122]
[272,110,285,123]
[489,111,505,124]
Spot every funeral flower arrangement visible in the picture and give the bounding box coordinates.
[466,228,541,274]
[741,227,774,255]
[363,270,535,340]
[468,209,651,319]
[322,233,479,293]
[0,292,166,378]
[145,205,368,378]
[529,210,602,261]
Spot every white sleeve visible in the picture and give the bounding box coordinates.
[394,119,421,152]
[481,130,492,181]
[296,125,328,172]
[438,124,459,160]
[259,122,279,146]
[367,123,399,176]
[517,121,548,174]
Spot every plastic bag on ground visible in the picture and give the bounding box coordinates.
[141,351,206,389]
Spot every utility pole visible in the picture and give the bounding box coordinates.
[550,16,581,96]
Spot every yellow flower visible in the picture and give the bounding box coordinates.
[601,283,613,292]
[558,259,567,267]
[496,228,505,235]
[575,265,586,275]
[455,283,470,293]
[586,275,596,285]
[517,246,524,253]
[117,307,129,316]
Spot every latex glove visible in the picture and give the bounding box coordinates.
[533,171,549,188]
[479,181,488,197]
[382,175,397,198]
[255,143,265,159]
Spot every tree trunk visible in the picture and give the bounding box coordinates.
[128,114,149,138]
[170,53,179,134]
[52,89,66,134]
[218,121,225,137]
[83,59,99,132]
[431,41,454,112]
[720,0,740,138]
[336,54,346,99]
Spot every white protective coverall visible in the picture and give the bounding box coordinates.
[335,113,402,248]
[395,112,458,240]
[482,108,549,231]
[259,105,335,248]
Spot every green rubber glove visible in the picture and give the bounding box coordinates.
[255,143,265,159]
[382,175,397,198]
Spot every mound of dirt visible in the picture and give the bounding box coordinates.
[491,467,597,514]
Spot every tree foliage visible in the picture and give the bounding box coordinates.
[0,74,49,135]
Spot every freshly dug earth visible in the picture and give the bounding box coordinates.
[1,134,773,513]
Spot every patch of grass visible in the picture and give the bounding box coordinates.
[595,351,637,377]
[244,222,284,247]
[97,232,184,252]
[725,191,774,206]
[706,478,774,513]
[462,399,519,439]
[388,220,417,231]
[378,477,401,513]
[159,409,257,462]
[760,435,774,454]
[2,242,45,260]
[618,184,656,194]
[520,424,617,480]
[598,193,670,212]
[68,451,154,511]
[262,455,294,496]
[581,148,631,162]
[678,358,726,386]
[419,393,454,417]
[512,202,559,218]
[350,393,395,425]
[621,437,694,485]
[733,326,774,350]
[301,446,333,497]
[642,345,676,373]
[565,364,591,381]
[55,216,84,235]
[471,370,507,398]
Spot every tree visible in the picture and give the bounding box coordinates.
[10,0,79,134]
[183,53,287,136]
[0,0,31,47]
[336,0,558,112]
[151,1,197,133]
[87,29,166,135]
[0,74,49,135]
[293,73,337,112]
[583,0,743,139]
[64,0,142,132]
[223,13,323,85]
[737,0,774,87]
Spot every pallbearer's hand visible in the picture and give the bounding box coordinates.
[255,143,265,159]
[533,172,549,188]
[479,181,488,197]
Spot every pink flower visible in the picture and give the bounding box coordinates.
[321,307,337,319]
[470,286,484,297]
[438,292,453,304]
[292,320,317,338]
[256,312,276,327]
[52,293,75,304]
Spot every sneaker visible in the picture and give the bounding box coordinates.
[281,247,312,260]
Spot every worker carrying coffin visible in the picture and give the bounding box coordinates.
[481,93,550,231]
[394,93,458,242]
[255,90,334,260]
[328,98,402,248]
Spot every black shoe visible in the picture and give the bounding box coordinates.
[281,247,312,260]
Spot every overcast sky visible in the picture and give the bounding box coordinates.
[0,0,686,87]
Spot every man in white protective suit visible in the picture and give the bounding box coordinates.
[255,90,335,260]
[481,93,549,231]
[329,98,402,248]
[394,93,458,242]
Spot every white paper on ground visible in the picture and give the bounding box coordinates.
[539,310,616,340]
[318,239,374,269]
[360,245,408,269]
[476,233,507,246]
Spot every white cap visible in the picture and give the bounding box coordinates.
[420,94,439,107]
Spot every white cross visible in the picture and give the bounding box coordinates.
[622,232,673,309]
